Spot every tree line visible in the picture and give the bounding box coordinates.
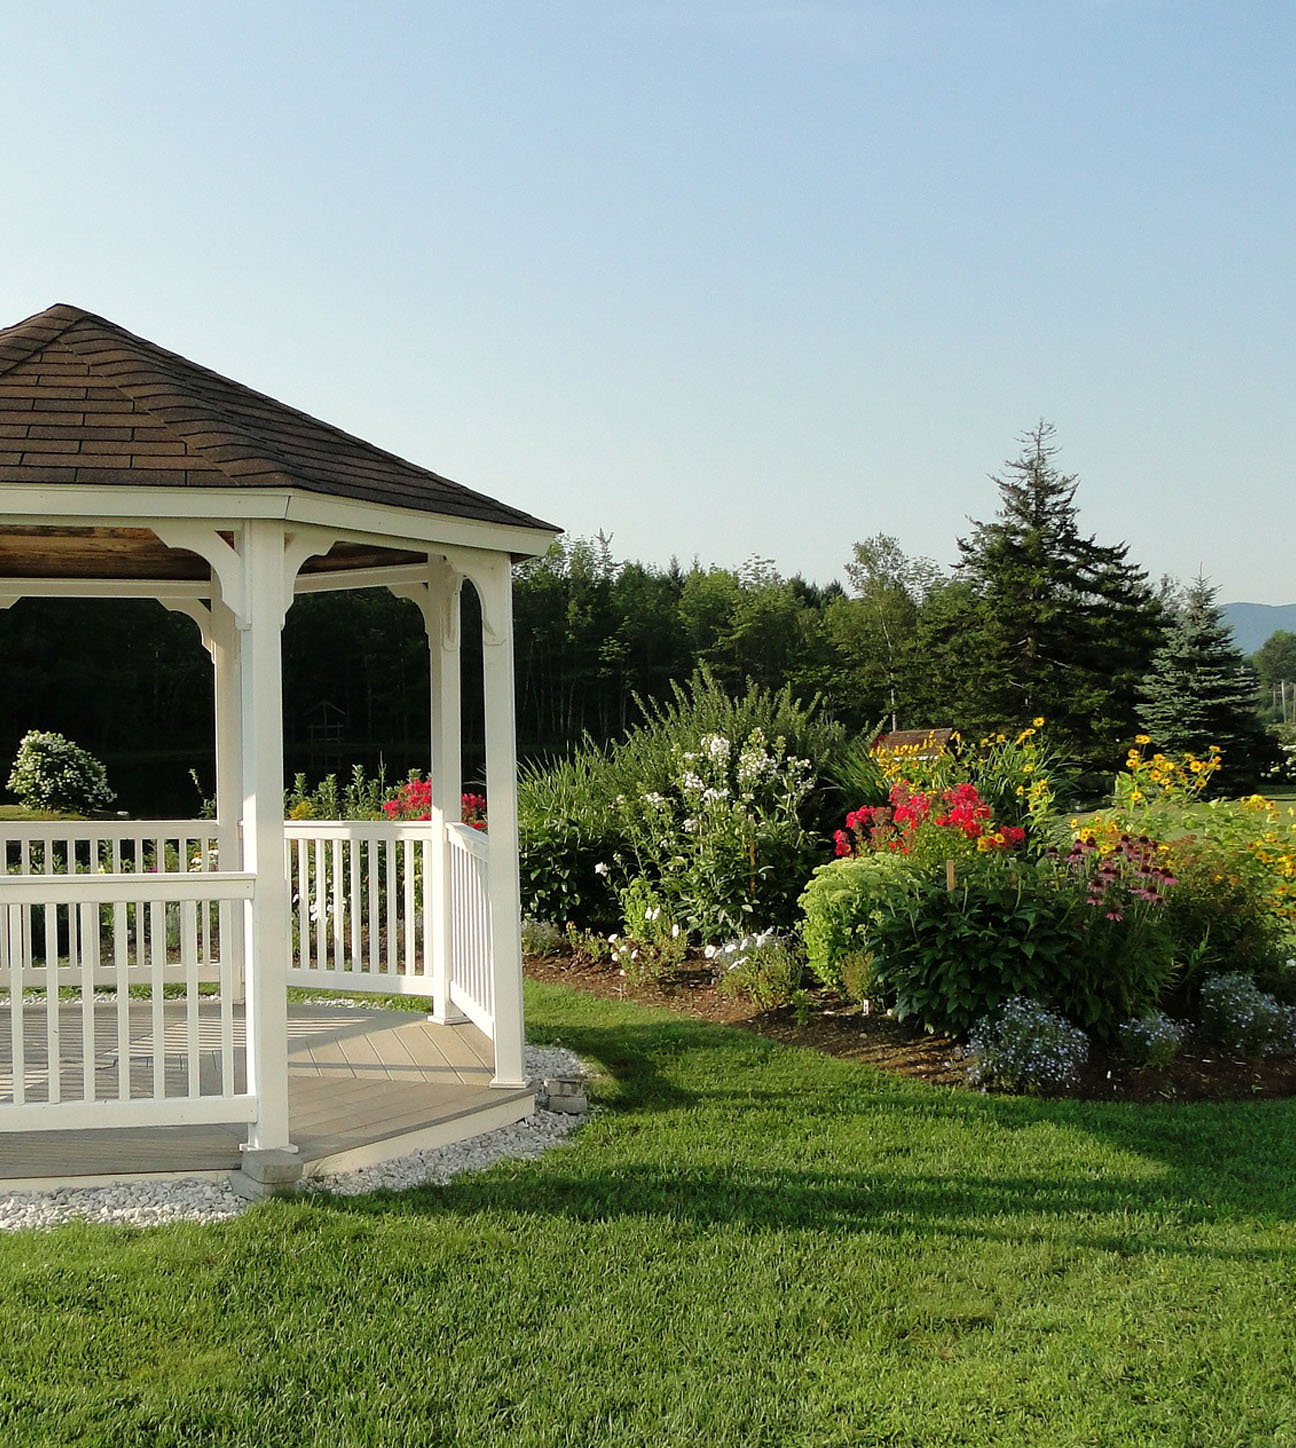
[0,423,1280,813]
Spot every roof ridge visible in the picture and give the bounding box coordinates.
[0,303,89,380]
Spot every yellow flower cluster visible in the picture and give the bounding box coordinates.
[1083,741,1296,920]
[1121,741,1221,799]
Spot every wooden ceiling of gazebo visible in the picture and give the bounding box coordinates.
[0,302,556,580]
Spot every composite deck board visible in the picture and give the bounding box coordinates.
[0,1002,526,1182]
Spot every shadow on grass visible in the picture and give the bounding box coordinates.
[311,1010,1296,1251]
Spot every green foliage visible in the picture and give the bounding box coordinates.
[1198,972,1296,1060]
[285,764,391,820]
[6,730,115,814]
[613,724,816,942]
[518,671,842,938]
[520,918,565,957]
[1118,1012,1186,1069]
[712,932,805,1011]
[949,422,1164,764]
[517,749,621,931]
[1139,575,1275,779]
[965,997,1088,1094]
[864,860,1080,1037]
[816,852,1178,1039]
[798,854,920,996]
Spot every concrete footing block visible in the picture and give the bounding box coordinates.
[540,1075,588,1114]
[229,1147,304,1200]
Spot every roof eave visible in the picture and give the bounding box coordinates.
[0,483,562,561]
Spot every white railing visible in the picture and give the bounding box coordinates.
[0,815,497,1133]
[284,820,434,994]
[447,823,493,1033]
[0,821,228,988]
[0,870,255,1131]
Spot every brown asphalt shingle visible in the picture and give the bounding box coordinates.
[0,303,557,532]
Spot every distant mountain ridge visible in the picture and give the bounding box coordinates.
[1222,602,1296,655]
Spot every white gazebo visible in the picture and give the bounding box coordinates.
[0,304,559,1192]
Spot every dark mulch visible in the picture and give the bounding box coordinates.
[523,952,1296,1103]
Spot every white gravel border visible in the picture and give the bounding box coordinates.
[0,1043,589,1232]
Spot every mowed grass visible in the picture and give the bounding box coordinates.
[2,982,1296,1448]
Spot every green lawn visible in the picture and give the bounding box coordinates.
[2,981,1296,1447]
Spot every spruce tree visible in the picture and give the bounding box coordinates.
[952,423,1163,760]
[1138,575,1275,776]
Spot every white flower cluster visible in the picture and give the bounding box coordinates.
[700,733,731,761]
[1117,1011,1185,1069]
[704,930,777,971]
[965,997,1088,1093]
[1199,972,1296,1060]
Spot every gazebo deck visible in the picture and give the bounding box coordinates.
[0,1001,533,1190]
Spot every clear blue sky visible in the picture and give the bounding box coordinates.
[2,1,1292,602]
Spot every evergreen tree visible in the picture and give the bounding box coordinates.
[1138,576,1276,777]
[952,423,1163,761]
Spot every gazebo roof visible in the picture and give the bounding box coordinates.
[0,303,556,532]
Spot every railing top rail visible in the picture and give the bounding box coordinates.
[0,871,255,905]
[447,821,490,859]
[0,819,222,840]
[283,819,435,839]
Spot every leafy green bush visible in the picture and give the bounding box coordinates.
[1198,973,1296,1060]
[6,730,115,814]
[1159,836,1292,985]
[712,932,804,1011]
[520,918,565,957]
[613,725,816,941]
[285,764,391,820]
[518,671,842,938]
[517,749,621,931]
[1117,1012,1186,1069]
[798,853,918,996]
[821,851,1178,1039]
[864,859,1080,1037]
[965,997,1088,1094]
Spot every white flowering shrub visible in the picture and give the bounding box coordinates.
[520,918,565,957]
[711,931,804,1011]
[615,728,816,942]
[6,730,115,815]
[1117,1011,1186,1069]
[1198,972,1296,1060]
[965,997,1088,1094]
[602,877,689,981]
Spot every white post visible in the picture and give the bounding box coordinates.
[211,597,246,1002]
[427,561,466,1024]
[239,520,294,1153]
[477,554,527,1088]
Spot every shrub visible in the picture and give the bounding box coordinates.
[518,672,841,939]
[286,764,390,820]
[965,997,1088,1094]
[1118,1012,1186,1069]
[613,877,688,978]
[863,857,1080,1037]
[520,918,565,957]
[712,932,804,1011]
[614,724,817,942]
[798,853,919,996]
[518,750,621,931]
[854,850,1178,1039]
[1198,972,1296,1060]
[7,730,115,814]
[1079,741,1296,936]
